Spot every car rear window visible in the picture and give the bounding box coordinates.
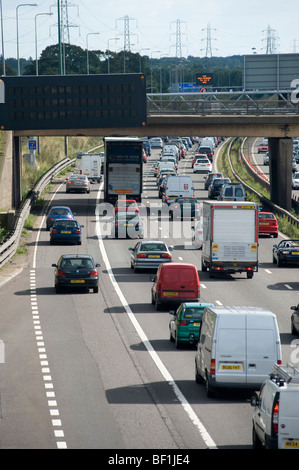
[52,208,70,215]
[140,243,167,251]
[183,308,205,319]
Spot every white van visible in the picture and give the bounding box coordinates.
[163,144,180,160]
[162,175,194,204]
[195,306,282,397]
[251,363,299,449]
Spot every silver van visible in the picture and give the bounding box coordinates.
[251,363,299,449]
[218,183,246,201]
[195,306,282,397]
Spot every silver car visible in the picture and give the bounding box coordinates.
[66,174,90,193]
[129,240,173,272]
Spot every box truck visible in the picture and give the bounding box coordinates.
[201,201,259,278]
[104,137,143,203]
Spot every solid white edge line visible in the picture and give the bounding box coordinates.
[95,184,217,449]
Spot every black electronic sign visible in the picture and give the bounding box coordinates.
[0,74,147,131]
[195,73,213,87]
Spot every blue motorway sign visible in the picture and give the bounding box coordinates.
[28,140,37,150]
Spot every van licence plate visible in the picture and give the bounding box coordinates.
[163,291,178,296]
[284,440,299,448]
[221,365,242,370]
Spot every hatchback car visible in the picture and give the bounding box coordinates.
[50,219,83,245]
[204,172,223,190]
[113,212,144,239]
[46,206,74,230]
[272,239,299,266]
[169,302,215,348]
[129,240,173,272]
[150,137,163,148]
[66,174,90,193]
[263,153,269,165]
[170,197,201,220]
[114,199,139,214]
[258,212,278,238]
[208,177,231,199]
[193,157,212,173]
[52,254,100,293]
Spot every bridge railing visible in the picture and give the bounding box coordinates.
[147,90,299,115]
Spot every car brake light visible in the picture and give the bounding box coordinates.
[52,229,57,234]
[75,230,81,234]
[273,403,279,434]
[137,254,147,258]
[115,222,119,227]
[57,270,65,277]
[162,254,171,258]
[179,320,187,325]
[210,359,216,374]
[90,270,98,277]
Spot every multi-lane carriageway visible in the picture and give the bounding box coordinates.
[0,138,298,450]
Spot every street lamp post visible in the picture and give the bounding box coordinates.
[16,3,37,76]
[35,12,53,75]
[151,51,160,93]
[0,0,5,75]
[139,48,149,73]
[107,37,120,74]
[86,32,100,74]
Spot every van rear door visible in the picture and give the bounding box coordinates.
[161,265,198,300]
[278,391,299,449]
[215,314,247,384]
[246,315,279,385]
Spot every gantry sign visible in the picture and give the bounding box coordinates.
[0,74,147,131]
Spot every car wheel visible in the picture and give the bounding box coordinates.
[205,373,215,398]
[201,261,207,272]
[93,286,98,293]
[169,329,175,342]
[273,233,278,238]
[55,285,62,293]
[252,426,263,449]
[272,252,276,264]
[155,295,161,311]
[175,334,182,349]
[195,362,204,384]
[276,255,282,267]
[151,292,155,305]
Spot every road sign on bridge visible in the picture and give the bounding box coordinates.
[0,74,147,131]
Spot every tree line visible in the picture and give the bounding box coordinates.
[1,44,243,92]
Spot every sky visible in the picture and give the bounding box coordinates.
[2,0,299,61]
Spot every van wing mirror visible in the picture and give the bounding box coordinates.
[250,392,259,407]
[150,275,155,282]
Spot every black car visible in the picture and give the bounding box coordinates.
[208,177,231,199]
[272,239,299,267]
[291,304,299,335]
[52,254,100,293]
[204,172,223,190]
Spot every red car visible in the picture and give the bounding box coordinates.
[258,145,268,153]
[258,212,278,238]
[114,199,139,214]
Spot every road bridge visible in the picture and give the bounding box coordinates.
[6,89,299,212]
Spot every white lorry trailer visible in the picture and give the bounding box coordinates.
[201,201,259,278]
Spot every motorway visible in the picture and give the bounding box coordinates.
[0,139,298,450]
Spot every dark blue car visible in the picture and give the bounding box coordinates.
[50,219,83,245]
[46,206,74,230]
[272,239,299,266]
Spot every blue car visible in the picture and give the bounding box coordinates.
[272,239,299,267]
[46,206,74,230]
[50,218,83,245]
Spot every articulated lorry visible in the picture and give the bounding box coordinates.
[201,201,259,278]
[104,137,143,203]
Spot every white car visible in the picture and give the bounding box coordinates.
[292,171,299,189]
[193,157,212,173]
